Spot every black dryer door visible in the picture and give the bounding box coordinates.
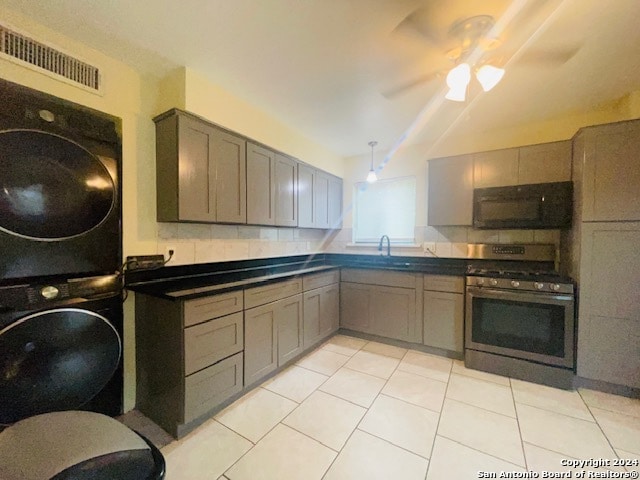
[0,129,115,241]
[0,308,121,425]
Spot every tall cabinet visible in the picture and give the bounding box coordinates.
[565,119,640,390]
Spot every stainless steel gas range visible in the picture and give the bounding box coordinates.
[464,244,576,389]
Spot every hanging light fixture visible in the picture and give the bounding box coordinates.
[445,63,471,102]
[366,141,378,183]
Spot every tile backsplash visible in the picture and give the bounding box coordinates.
[156,223,330,266]
[323,226,561,259]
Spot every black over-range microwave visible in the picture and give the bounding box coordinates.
[473,181,573,229]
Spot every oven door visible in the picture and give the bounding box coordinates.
[465,286,575,368]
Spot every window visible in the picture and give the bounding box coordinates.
[353,176,416,243]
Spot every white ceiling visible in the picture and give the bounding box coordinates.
[4,0,640,157]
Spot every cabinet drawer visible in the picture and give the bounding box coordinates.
[423,275,464,294]
[303,270,339,291]
[184,290,244,327]
[340,268,416,289]
[244,278,302,309]
[184,352,243,422]
[184,312,244,375]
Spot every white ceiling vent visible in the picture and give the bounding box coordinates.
[0,23,102,93]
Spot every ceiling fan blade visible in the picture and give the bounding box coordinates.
[515,45,581,65]
[382,71,440,99]
[391,6,441,46]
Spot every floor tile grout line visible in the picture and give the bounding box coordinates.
[437,433,528,470]
[444,395,518,420]
[213,418,257,446]
[577,388,640,419]
[424,357,454,480]
[577,390,626,460]
[512,398,596,423]
[316,386,381,411]
[509,376,530,471]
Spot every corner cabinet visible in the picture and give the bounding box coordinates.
[340,269,422,343]
[302,270,340,347]
[155,110,247,223]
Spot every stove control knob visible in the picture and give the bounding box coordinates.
[476,278,485,286]
[511,280,520,288]
[490,279,498,286]
[534,282,545,290]
[41,286,59,299]
[550,284,561,292]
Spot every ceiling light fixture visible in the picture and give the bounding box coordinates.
[445,62,505,102]
[366,141,378,183]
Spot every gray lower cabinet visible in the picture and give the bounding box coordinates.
[575,222,640,389]
[303,283,340,348]
[422,275,465,354]
[135,290,245,437]
[244,279,304,386]
[339,269,422,343]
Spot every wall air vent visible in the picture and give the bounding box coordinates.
[0,23,102,93]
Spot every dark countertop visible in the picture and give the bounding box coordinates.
[125,252,538,301]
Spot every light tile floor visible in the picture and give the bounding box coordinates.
[161,335,640,480]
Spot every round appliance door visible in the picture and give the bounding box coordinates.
[0,130,115,241]
[0,308,121,425]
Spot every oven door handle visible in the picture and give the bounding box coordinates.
[466,286,574,305]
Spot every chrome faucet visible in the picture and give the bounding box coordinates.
[378,235,391,257]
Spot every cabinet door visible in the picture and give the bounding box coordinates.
[304,284,339,347]
[428,155,473,226]
[275,154,298,227]
[314,170,330,229]
[276,294,303,365]
[327,175,343,229]
[320,283,340,337]
[177,115,217,222]
[298,163,315,228]
[247,142,276,225]
[370,285,417,342]
[244,303,277,385]
[214,130,247,223]
[518,140,571,185]
[581,121,640,221]
[473,148,519,188]
[577,222,640,388]
[423,291,464,353]
[340,282,371,332]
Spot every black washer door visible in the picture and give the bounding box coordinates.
[0,130,115,240]
[0,308,121,425]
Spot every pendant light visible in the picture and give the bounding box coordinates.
[366,141,378,183]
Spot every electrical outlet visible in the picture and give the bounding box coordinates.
[164,246,176,263]
[423,242,436,256]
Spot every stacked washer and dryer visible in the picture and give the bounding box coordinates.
[0,79,165,479]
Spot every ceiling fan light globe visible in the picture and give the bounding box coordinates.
[446,63,471,90]
[366,169,377,183]
[445,86,466,102]
[476,65,505,92]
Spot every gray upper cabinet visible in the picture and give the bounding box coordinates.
[576,120,640,222]
[297,164,343,229]
[427,154,474,226]
[275,154,298,227]
[473,148,519,188]
[314,170,330,229]
[518,140,572,185]
[155,110,246,223]
[328,174,343,229]
[247,142,276,225]
[298,163,315,228]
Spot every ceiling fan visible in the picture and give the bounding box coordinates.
[384,4,579,101]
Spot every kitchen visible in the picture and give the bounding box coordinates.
[0,1,639,479]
